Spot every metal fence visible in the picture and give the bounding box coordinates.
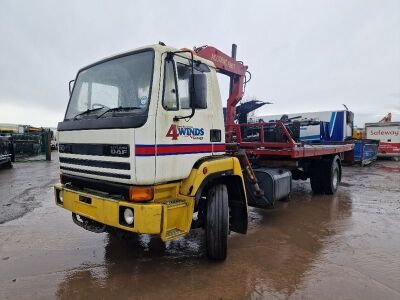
[10,131,52,161]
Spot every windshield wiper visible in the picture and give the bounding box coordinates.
[96,106,142,119]
[73,107,106,120]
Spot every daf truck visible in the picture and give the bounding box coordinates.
[54,44,353,260]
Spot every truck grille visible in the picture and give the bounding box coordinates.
[59,143,130,157]
[59,144,132,180]
[59,166,131,179]
[59,157,130,170]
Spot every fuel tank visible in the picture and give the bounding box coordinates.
[245,168,292,208]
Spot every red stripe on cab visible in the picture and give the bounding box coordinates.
[135,144,226,156]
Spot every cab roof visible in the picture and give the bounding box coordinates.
[79,43,215,73]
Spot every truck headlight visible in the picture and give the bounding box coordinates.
[123,208,134,225]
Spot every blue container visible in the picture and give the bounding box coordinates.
[353,139,379,166]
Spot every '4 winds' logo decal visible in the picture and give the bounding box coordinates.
[166,124,205,140]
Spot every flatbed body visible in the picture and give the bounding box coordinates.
[229,142,354,159]
[227,121,354,160]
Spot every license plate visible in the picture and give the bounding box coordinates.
[79,195,92,205]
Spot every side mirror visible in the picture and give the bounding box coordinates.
[69,80,75,96]
[190,73,207,109]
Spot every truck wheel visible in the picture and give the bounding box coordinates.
[206,184,229,260]
[5,160,12,169]
[310,163,324,194]
[322,158,340,195]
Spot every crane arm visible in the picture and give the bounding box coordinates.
[194,45,248,128]
[379,112,392,123]
[194,45,247,77]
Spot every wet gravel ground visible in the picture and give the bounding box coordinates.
[0,156,399,299]
[0,158,59,224]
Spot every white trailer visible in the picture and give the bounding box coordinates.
[365,122,400,160]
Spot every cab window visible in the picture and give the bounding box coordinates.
[177,63,208,109]
[162,59,179,110]
[177,63,191,109]
[91,82,119,108]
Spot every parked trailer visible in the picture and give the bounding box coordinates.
[365,122,400,160]
[54,43,354,260]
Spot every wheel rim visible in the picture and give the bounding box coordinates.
[332,169,339,190]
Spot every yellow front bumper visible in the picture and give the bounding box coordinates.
[54,184,194,241]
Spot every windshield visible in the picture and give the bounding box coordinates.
[65,50,154,120]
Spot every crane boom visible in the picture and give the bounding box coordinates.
[194,45,248,134]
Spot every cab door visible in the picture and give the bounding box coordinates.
[154,55,213,183]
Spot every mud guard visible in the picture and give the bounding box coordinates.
[183,157,248,234]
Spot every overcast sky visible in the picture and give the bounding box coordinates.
[0,0,399,128]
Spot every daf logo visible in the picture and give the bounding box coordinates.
[109,145,128,156]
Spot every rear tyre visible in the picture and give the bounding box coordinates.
[322,158,341,195]
[206,184,229,261]
[310,162,324,194]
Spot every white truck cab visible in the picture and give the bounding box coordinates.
[58,44,225,185]
[55,44,247,260]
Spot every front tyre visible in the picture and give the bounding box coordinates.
[206,184,229,260]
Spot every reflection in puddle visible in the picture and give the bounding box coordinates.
[56,184,354,299]
[379,165,400,173]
